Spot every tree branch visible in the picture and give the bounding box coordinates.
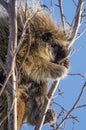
[55,82,86,130]
[5,0,18,130]
[35,80,60,130]
[53,102,79,122]
[0,100,14,127]
[68,73,86,79]
[58,0,65,31]
[0,0,8,10]
[18,23,32,71]
[14,10,40,56]
[0,59,5,70]
[76,104,86,109]
[0,69,12,96]
[69,0,84,48]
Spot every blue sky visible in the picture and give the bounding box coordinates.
[21,0,86,130]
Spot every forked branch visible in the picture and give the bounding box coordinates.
[69,0,84,48]
[55,82,86,130]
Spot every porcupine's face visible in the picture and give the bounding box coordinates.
[41,31,69,64]
[29,12,69,64]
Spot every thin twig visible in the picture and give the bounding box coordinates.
[18,22,32,71]
[0,59,13,93]
[0,69,12,96]
[76,27,86,40]
[68,73,86,79]
[49,0,53,16]
[0,59,5,70]
[0,100,14,127]
[14,9,41,56]
[53,102,79,122]
[55,82,86,130]
[0,0,8,10]
[58,0,65,31]
[76,104,86,109]
[72,0,77,7]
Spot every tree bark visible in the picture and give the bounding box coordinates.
[7,1,17,130]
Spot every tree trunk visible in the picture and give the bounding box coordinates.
[6,0,17,130]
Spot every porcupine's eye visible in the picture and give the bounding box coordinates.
[42,32,52,42]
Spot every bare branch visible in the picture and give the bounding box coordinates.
[0,100,14,127]
[0,69,12,96]
[58,0,65,31]
[72,0,77,7]
[35,80,60,130]
[49,0,53,16]
[0,59,5,70]
[68,73,86,79]
[76,104,86,109]
[0,0,8,10]
[0,59,13,95]
[55,82,86,130]
[48,81,60,97]
[14,10,41,56]
[76,27,86,40]
[4,0,18,130]
[18,23,32,71]
[53,102,79,122]
[69,0,84,48]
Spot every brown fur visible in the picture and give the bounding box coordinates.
[0,11,69,83]
[24,81,56,126]
[0,89,26,130]
[17,98,25,130]
[0,9,70,130]
[0,83,57,129]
